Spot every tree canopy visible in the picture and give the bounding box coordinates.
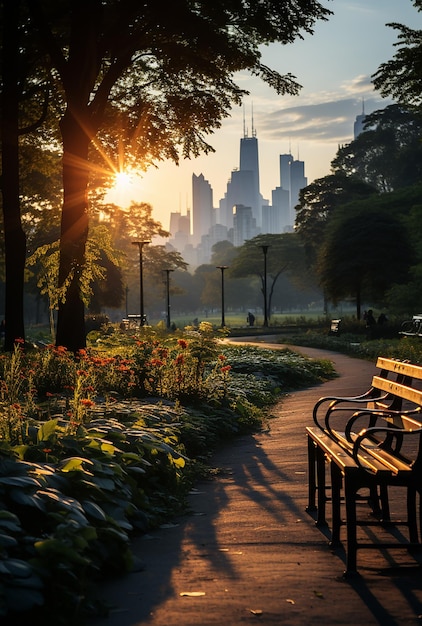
[318,205,414,319]
[372,1,422,106]
[331,105,422,192]
[229,233,306,318]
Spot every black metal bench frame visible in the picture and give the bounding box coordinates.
[306,357,422,576]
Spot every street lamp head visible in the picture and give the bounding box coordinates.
[216,265,229,270]
[261,245,269,254]
[132,240,151,248]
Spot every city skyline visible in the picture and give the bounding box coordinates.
[107,0,421,231]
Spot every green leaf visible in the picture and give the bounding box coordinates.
[0,558,33,577]
[0,476,41,488]
[34,539,90,565]
[0,533,18,548]
[59,457,94,473]
[82,500,107,522]
[37,418,58,443]
[101,442,117,455]
[9,490,46,510]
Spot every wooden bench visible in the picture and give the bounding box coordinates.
[399,315,422,338]
[329,319,341,335]
[306,357,422,576]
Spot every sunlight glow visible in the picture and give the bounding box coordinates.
[114,170,132,190]
[106,168,141,208]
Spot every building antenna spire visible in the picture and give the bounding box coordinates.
[362,97,365,115]
[251,102,256,137]
[243,104,247,138]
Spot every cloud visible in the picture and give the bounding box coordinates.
[256,96,389,143]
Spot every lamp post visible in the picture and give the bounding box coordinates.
[163,269,174,329]
[132,241,150,326]
[261,245,269,327]
[216,265,228,328]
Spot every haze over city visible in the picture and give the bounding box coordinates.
[107,0,422,231]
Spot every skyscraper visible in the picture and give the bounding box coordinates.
[268,152,307,230]
[354,100,366,139]
[219,114,264,229]
[192,173,214,246]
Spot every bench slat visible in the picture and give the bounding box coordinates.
[376,358,422,379]
[372,376,422,406]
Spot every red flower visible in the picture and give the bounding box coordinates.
[177,339,188,349]
[81,399,95,407]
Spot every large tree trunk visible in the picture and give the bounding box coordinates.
[1,0,26,351]
[55,108,90,351]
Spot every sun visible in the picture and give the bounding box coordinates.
[106,169,140,207]
[113,170,133,192]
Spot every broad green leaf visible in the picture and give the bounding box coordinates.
[37,419,58,443]
[82,500,107,522]
[100,442,117,455]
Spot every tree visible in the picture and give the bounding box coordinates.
[372,1,422,106]
[1,1,26,348]
[0,0,58,349]
[24,0,331,350]
[318,209,413,319]
[331,105,422,192]
[229,233,306,320]
[295,172,377,267]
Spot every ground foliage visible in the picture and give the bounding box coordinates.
[0,323,335,625]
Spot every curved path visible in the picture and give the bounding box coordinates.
[91,340,422,626]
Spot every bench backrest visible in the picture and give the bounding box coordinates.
[369,359,422,421]
[368,358,422,412]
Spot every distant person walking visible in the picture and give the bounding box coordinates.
[364,309,376,339]
[378,313,388,325]
[247,311,255,327]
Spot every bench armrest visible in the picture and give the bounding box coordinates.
[352,425,422,473]
[312,389,385,429]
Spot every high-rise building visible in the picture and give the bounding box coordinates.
[262,186,290,233]
[267,152,307,231]
[219,116,265,229]
[192,173,214,246]
[233,204,258,246]
[168,210,191,251]
[354,100,366,139]
[290,158,307,221]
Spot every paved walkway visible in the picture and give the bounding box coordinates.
[90,341,422,626]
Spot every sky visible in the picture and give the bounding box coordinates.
[107,0,422,231]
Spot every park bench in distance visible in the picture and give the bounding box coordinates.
[399,314,422,338]
[306,357,422,576]
[329,319,341,335]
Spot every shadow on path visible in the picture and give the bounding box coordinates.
[90,341,422,626]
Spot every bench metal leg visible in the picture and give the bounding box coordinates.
[330,461,342,547]
[407,484,418,544]
[344,471,359,576]
[306,434,317,512]
[316,444,328,526]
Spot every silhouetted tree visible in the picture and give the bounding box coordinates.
[318,209,413,319]
[372,1,422,106]
[229,233,306,320]
[332,105,422,192]
[295,172,377,268]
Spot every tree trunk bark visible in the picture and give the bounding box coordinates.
[55,108,90,351]
[1,0,26,351]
